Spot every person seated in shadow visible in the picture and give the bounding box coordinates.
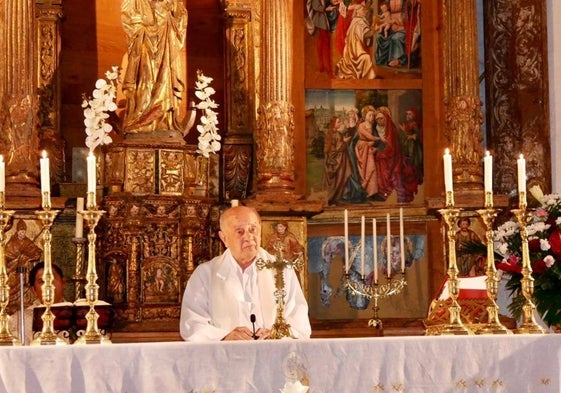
[9,262,68,345]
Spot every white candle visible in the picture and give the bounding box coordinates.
[87,152,96,194]
[0,155,5,192]
[386,213,391,278]
[360,216,365,276]
[483,151,492,193]
[399,208,405,272]
[372,218,378,283]
[75,197,84,238]
[231,199,239,207]
[443,148,453,193]
[40,150,50,193]
[517,154,526,206]
[344,209,349,273]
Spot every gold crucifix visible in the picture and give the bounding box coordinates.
[256,243,303,339]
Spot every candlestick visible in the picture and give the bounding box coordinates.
[87,152,96,207]
[372,219,378,284]
[360,216,365,277]
[0,155,4,193]
[75,197,84,238]
[399,208,405,272]
[517,154,527,208]
[484,151,493,207]
[344,209,349,273]
[386,214,391,277]
[0,208,19,346]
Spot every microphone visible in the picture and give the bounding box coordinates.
[250,314,257,340]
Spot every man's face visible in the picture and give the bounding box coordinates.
[219,207,261,267]
[32,268,65,304]
[276,223,287,234]
[17,229,26,240]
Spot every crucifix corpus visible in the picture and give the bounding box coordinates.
[256,243,304,339]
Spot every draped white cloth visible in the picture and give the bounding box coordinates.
[1,335,560,392]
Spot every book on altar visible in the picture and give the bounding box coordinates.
[32,299,114,343]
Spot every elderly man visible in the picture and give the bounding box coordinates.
[180,206,311,341]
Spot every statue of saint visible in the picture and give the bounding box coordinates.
[120,0,189,137]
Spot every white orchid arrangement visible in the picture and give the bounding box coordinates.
[194,70,221,158]
[82,66,119,152]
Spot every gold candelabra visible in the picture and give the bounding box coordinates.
[32,192,66,345]
[0,194,19,346]
[475,195,511,334]
[511,203,546,334]
[344,271,406,329]
[437,191,472,335]
[256,246,303,339]
[75,192,111,344]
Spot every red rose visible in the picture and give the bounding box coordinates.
[548,229,561,259]
[528,238,541,253]
[531,259,547,274]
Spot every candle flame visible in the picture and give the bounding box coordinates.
[519,154,524,159]
[445,148,450,155]
[42,150,47,159]
[485,150,490,156]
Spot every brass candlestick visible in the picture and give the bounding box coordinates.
[475,199,511,334]
[32,202,66,345]
[344,272,407,329]
[75,192,110,344]
[72,237,87,300]
[512,207,546,334]
[437,206,472,335]
[256,247,303,339]
[0,199,20,346]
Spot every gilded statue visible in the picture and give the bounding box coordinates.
[120,0,189,136]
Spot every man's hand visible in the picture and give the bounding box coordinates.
[222,326,271,340]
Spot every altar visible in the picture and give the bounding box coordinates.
[0,335,560,392]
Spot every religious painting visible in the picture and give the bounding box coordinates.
[306,88,423,206]
[304,0,422,82]
[307,221,428,320]
[449,214,487,278]
[260,216,308,297]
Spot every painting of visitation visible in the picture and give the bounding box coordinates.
[306,88,423,206]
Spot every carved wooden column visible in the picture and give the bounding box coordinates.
[484,0,551,195]
[0,0,40,198]
[254,0,298,200]
[36,0,65,185]
[222,2,255,201]
[443,0,483,192]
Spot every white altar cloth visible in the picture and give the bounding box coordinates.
[0,334,560,392]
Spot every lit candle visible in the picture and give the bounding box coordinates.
[75,197,84,238]
[0,155,5,193]
[360,216,365,276]
[443,148,453,193]
[344,209,349,273]
[372,218,378,283]
[484,151,493,207]
[40,150,50,193]
[517,154,526,206]
[400,208,405,272]
[87,152,96,194]
[386,213,391,278]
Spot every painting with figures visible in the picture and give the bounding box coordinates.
[307,229,428,319]
[306,88,423,206]
[304,0,421,82]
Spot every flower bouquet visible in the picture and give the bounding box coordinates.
[494,186,561,327]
